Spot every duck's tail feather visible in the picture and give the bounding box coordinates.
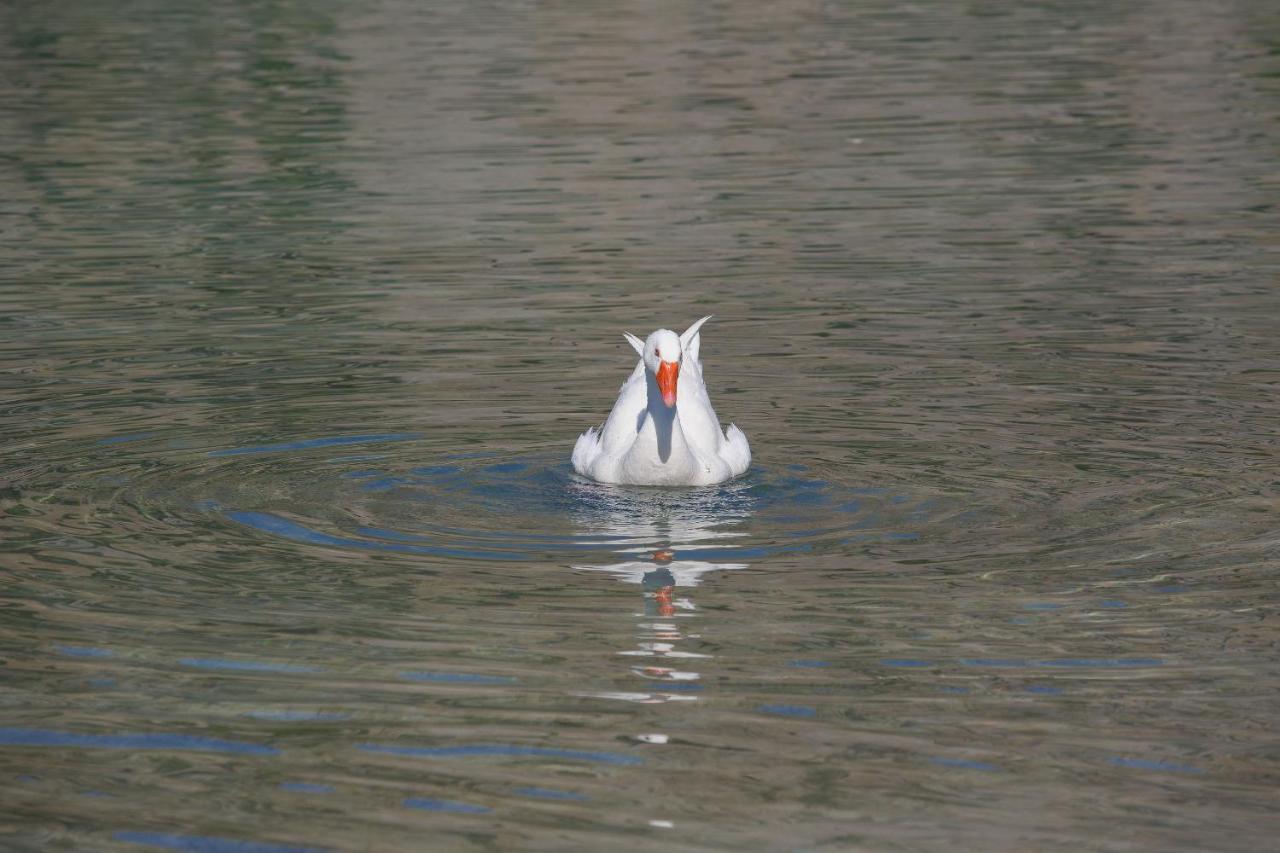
[572,426,602,476]
[722,423,751,476]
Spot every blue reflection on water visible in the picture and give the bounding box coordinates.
[959,658,1162,668]
[179,658,321,674]
[217,453,933,572]
[757,704,817,718]
[338,470,382,480]
[280,782,334,794]
[399,672,517,685]
[959,659,1028,668]
[403,797,492,814]
[787,660,832,668]
[514,786,590,801]
[227,511,537,561]
[358,525,614,545]
[113,831,326,852]
[359,743,642,766]
[231,510,805,563]
[0,727,277,756]
[1039,658,1162,668]
[96,432,157,446]
[56,646,114,658]
[209,434,421,457]
[359,476,410,493]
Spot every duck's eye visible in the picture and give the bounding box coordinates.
[655,348,661,358]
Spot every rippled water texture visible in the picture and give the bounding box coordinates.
[3,0,1280,850]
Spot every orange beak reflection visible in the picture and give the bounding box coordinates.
[656,360,679,408]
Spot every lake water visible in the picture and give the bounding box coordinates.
[3,1,1279,850]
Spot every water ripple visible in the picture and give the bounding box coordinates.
[178,658,322,674]
[208,434,422,457]
[358,743,643,766]
[113,831,326,853]
[402,797,491,814]
[202,448,942,568]
[0,728,277,756]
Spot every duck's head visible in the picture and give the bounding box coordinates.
[623,316,711,409]
[641,329,682,408]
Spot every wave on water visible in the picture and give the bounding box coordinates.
[189,434,938,567]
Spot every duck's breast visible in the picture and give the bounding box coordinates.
[618,408,698,484]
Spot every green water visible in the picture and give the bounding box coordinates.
[3,1,1279,850]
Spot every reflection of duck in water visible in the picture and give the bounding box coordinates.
[569,480,751,593]
[572,546,748,589]
[570,481,752,702]
[646,550,679,618]
[574,549,714,705]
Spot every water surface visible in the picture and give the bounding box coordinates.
[3,0,1279,850]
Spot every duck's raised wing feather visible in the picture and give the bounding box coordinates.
[680,315,711,368]
[675,355,725,461]
[595,360,647,457]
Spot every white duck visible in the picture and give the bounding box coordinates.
[572,316,751,486]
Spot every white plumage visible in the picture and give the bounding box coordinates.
[572,316,751,486]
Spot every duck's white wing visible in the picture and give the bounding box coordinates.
[673,317,715,452]
[675,356,725,460]
[597,360,647,454]
[573,360,646,477]
[676,325,751,478]
[680,316,711,369]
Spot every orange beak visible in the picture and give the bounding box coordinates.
[656,360,678,408]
